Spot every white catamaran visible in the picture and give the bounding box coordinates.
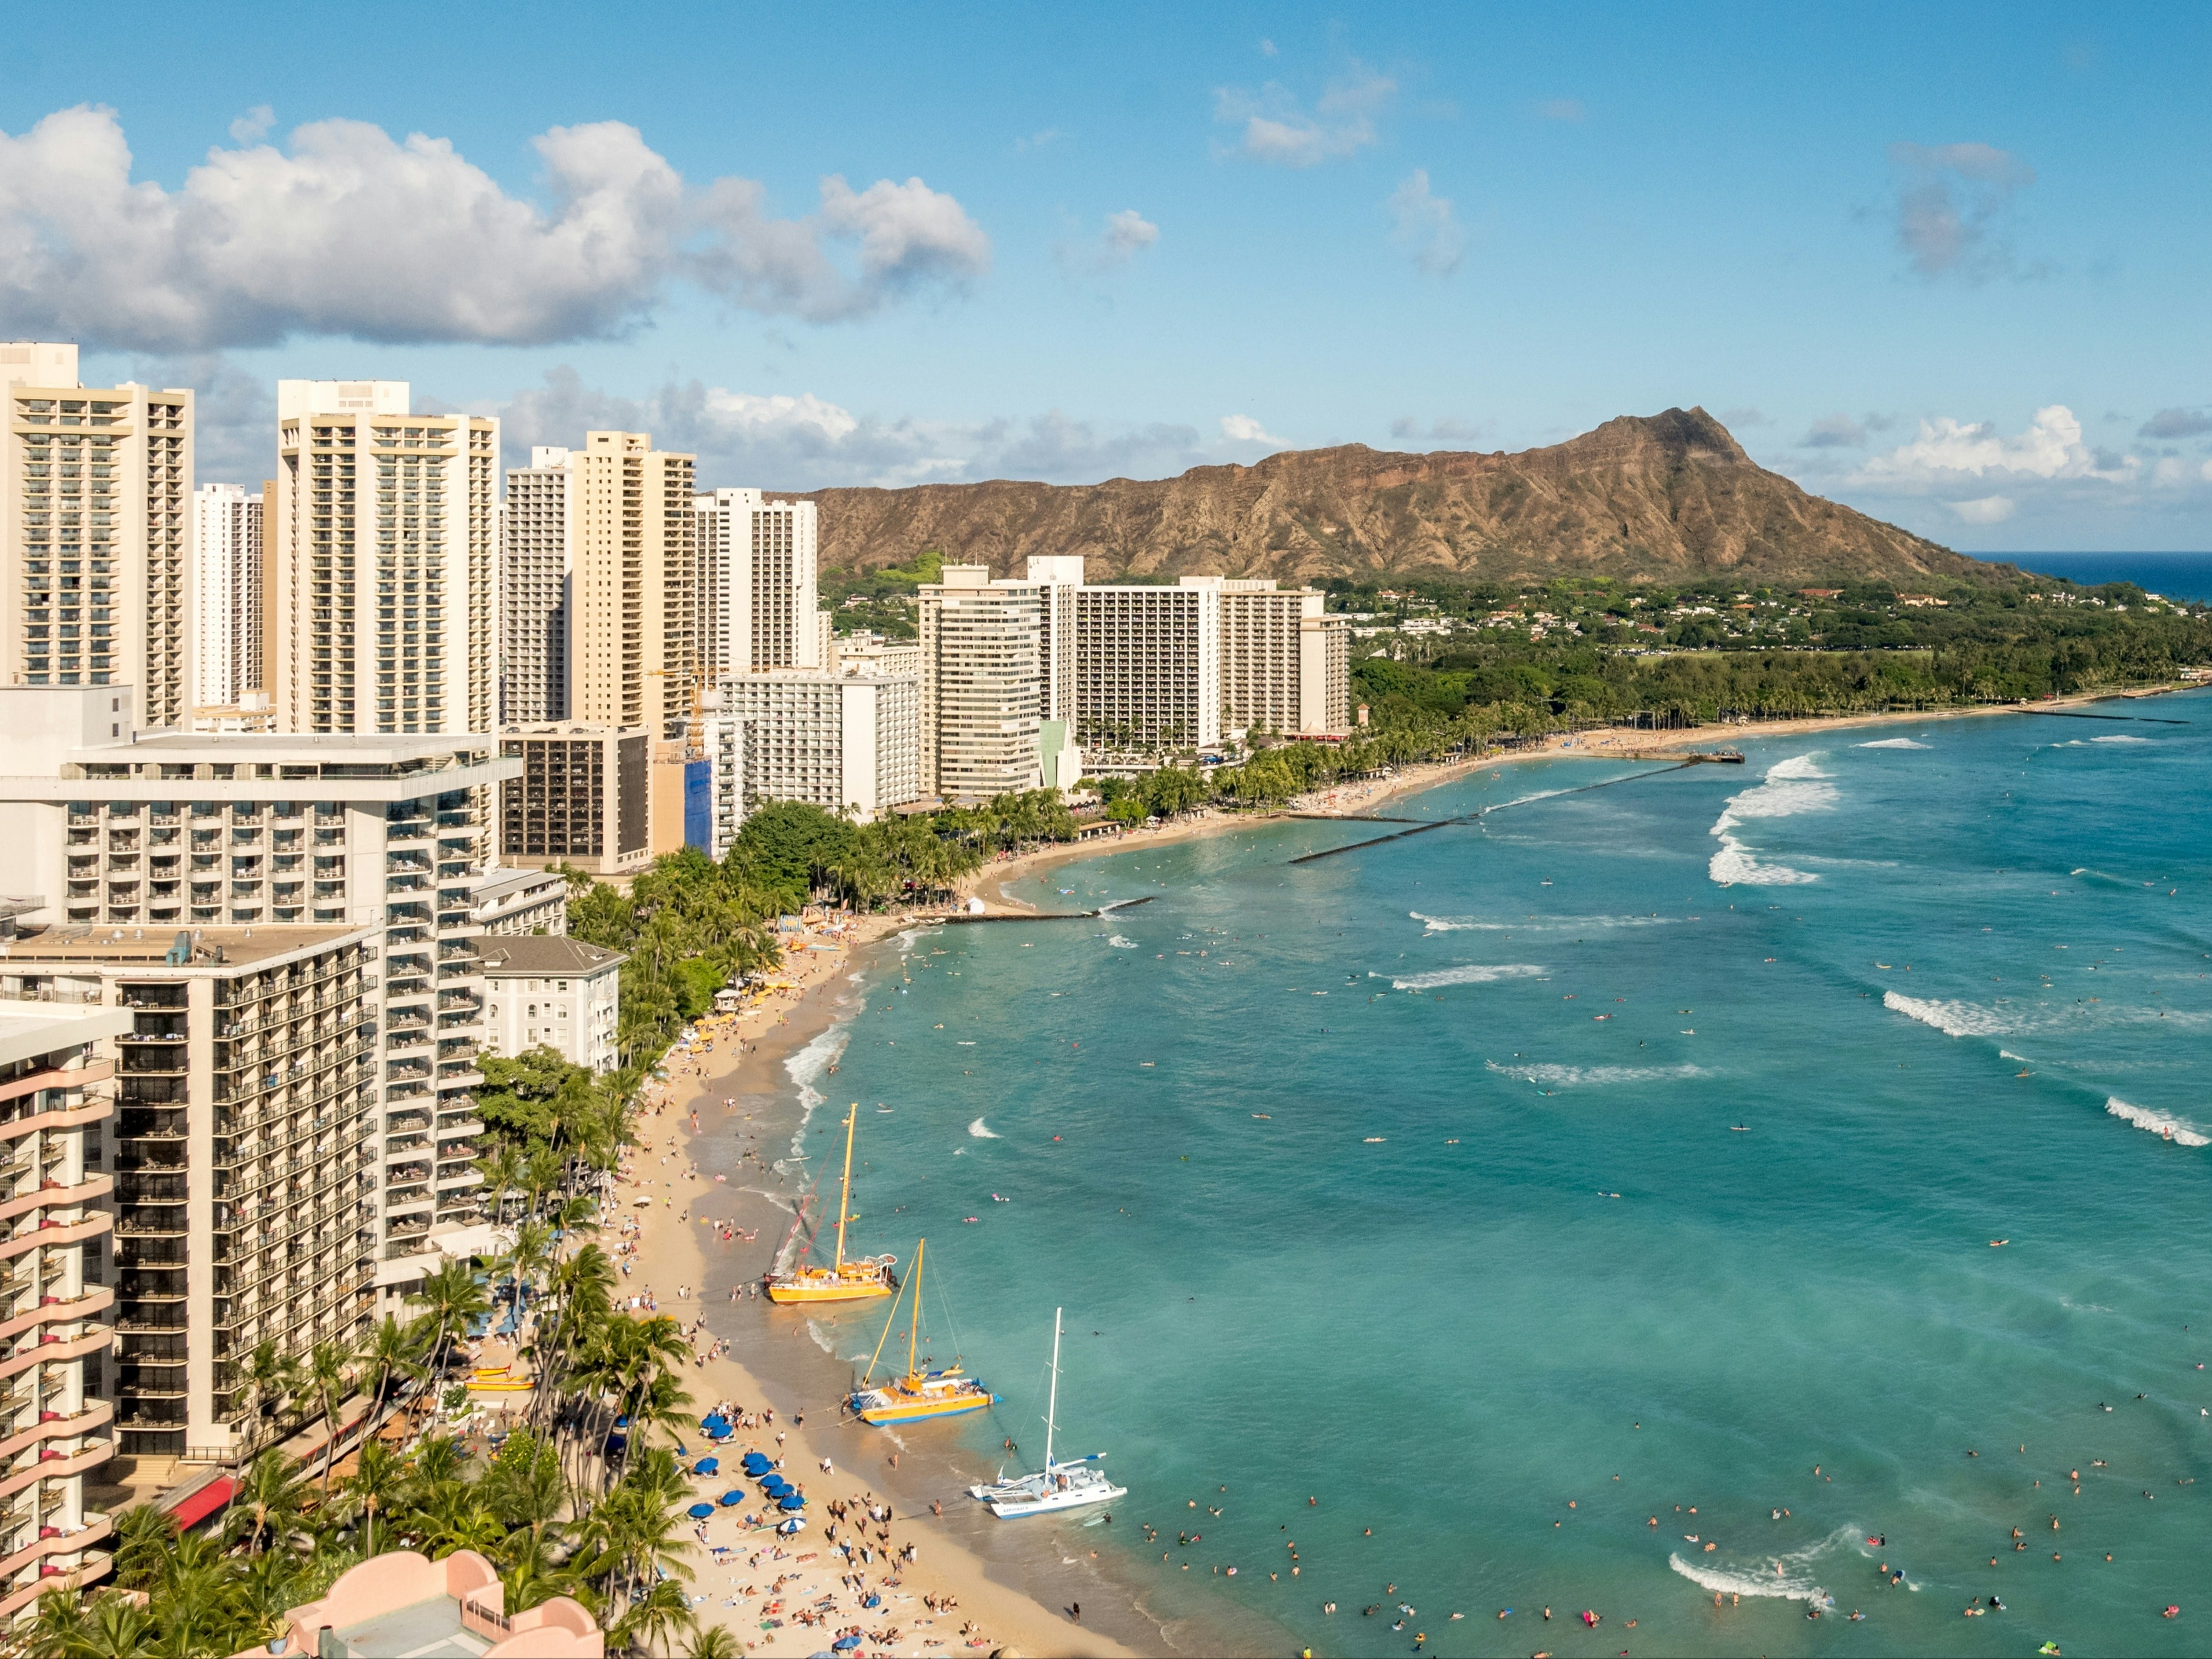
[966,1308,1126,1519]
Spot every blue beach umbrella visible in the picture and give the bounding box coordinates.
[694,1457,719,1475]
[741,1452,772,1474]
[718,1490,745,1506]
[761,1475,791,1496]
[777,1493,806,1511]
[687,1503,714,1519]
[701,1413,727,1429]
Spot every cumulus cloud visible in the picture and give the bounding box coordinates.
[1885,140,2038,281]
[0,105,988,350]
[1850,405,2134,490]
[1219,413,1286,448]
[1801,413,1867,448]
[228,105,274,144]
[1386,170,1465,277]
[2138,407,2212,440]
[493,366,1240,490]
[1214,62,1395,166]
[1946,494,2016,524]
[1056,208,1159,274]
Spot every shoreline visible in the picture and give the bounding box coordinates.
[616,923,1183,1659]
[958,682,2204,908]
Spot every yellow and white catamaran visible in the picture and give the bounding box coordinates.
[847,1238,998,1426]
[762,1104,898,1305]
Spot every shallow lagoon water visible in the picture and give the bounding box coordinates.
[794,695,2212,1656]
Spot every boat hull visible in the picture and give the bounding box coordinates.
[849,1389,998,1426]
[973,1480,1126,1518]
[763,1277,893,1305]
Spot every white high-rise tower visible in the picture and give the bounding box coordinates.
[192,482,264,708]
[699,488,820,675]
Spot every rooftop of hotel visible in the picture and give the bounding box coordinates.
[0,998,133,1069]
[0,924,371,971]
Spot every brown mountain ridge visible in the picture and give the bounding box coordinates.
[797,406,1998,589]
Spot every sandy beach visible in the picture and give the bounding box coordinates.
[609,920,1153,1659]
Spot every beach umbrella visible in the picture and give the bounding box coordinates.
[687,1503,714,1519]
[775,1517,804,1536]
[718,1490,745,1507]
[706,1424,732,1441]
[761,1475,791,1495]
[741,1452,771,1474]
[777,1494,806,1511]
[694,1457,719,1475]
[701,1413,728,1430]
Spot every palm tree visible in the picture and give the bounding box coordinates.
[359,1313,429,1445]
[343,1438,411,1559]
[228,1449,311,1558]
[306,1339,357,1492]
[109,1502,177,1590]
[611,1576,696,1656]
[408,1259,492,1386]
[25,1590,156,1659]
[686,1626,743,1659]
[235,1336,304,1458]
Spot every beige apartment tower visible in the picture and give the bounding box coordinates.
[268,382,499,736]
[698,488,820,677]
[502,446,574,723]
[567,432,697,737]
[917,565,1043,800]
[0,342,195,727]
[1073,578,1222,760]
[1217,578,1352,736]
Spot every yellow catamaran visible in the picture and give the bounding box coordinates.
[762,1104,898,1305]
[847,1239,998,1425]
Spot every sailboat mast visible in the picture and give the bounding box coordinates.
[1045,1306,1061,1471]
[834,1104,857,1271]
[907,1239,924,1376]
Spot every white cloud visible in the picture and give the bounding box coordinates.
[1850,405,2136,490]
[1219,413,1286,447]
[492,366,1247,490]
[0,105,988,350]
[1214,63,1395,167]
[1259,38,1278,57]
[1885,141,2038,281]
[1946,494,2016,524]
[228,105,273,144]
[1057,208,1159,274]
[1387,169,1465,276]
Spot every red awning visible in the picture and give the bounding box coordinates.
[163,1475,235,1531]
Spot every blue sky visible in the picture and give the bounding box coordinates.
[2,1,2206,551]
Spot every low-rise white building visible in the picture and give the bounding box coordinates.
[481,936,625,1074]
[713,672,921,823]
[467,865,569,937]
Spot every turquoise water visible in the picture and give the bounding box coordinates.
[794,697,2212,1657]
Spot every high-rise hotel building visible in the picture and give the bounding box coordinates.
[501,446,574,723]
[0,342,195,728]
[567,433,696,738]
[698,489,821,677]
[1073,578,1223,760]
[915,565,1043,801]
[192,482,265,711]
[268,382,499,737]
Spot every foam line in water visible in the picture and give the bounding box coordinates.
[1883,990,2011,1038]
[1708,753,1836,887]
[1666,1524,1865,1606]
[967,1117,1001,1138]
[2105,1097,2210,1147]
[1412,911,1677,933]
[1108,935,1138,948]
[783,1024,853,1162]
[1858,738,1931,749]
[1489,1060,1711,1086]
[1390,963,1547,991]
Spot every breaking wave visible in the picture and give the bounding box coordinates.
[781,1024,854,1164]
[967,1117,1001,1139]
[1412,911,1676,933]
[1883,990,2011,1038]
[1857,737,1930,749]
[1667,1525,1868,1606]
[1107,935,1138,948]
[2092,734,2152,744]
[1387,964,1547,991]
[1708,753,1835,886]
[2105,1097,2209,1148]
[1488,1060,1712,1087]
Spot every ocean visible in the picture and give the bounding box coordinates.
[780,695,2212,1657]
[2000,551,2212,602]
